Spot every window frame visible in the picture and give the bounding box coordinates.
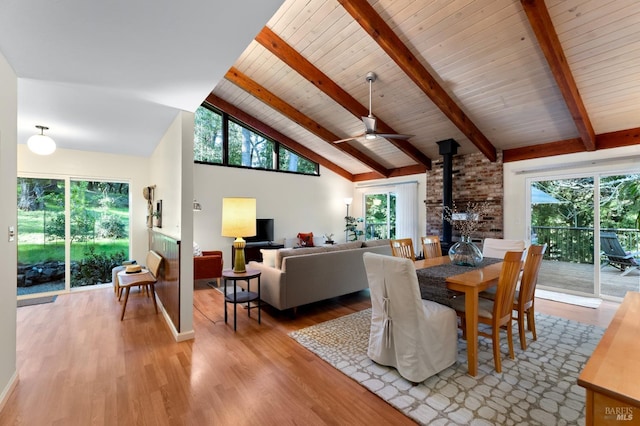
[195,104,319,176]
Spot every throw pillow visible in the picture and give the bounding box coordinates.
[193,242,203,257]
[297,232,314,247]
[260,249,276,268]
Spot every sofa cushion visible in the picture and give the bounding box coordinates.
[297,232,315,247]
[362,238,391,248]
[260,249,277,268]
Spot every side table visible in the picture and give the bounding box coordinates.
[222,268,261,331]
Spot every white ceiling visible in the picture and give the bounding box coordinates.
[0,0,284,156]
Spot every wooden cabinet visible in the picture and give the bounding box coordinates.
[578,292,640,425]
[232,242,284,264]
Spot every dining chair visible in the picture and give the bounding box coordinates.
[363,252,457,382]
[421,235,442,259]
[482,238,525,259]
[389,238,416,261]
[450,250,524,373]
[479,244,547,350]
[118,250,163,320]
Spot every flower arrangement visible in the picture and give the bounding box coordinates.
[443,201,490,238]
[323,233,335,244]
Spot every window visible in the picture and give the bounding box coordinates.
[364,192,397,240]
[194,104,318,176]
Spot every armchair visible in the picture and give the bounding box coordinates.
[194,250,223,287]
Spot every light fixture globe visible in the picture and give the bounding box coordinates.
[27,125,56,155]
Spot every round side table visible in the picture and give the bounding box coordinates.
[222,269,261,331]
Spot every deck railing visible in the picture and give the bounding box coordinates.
[532,226,640,264]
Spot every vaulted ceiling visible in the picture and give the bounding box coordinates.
[209,0,640,181]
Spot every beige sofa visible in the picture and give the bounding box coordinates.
[247,240,392,311]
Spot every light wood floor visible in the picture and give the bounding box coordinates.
[0,282,620,425]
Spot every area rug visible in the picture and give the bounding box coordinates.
[289,309,604,425]
[17,295,57,307]
[535,289,602,309]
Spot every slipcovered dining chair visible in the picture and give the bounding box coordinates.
[389,238,416,261]
[421,235,442,259]
[480,244,547,350]
[451,250,524,373]
[363,252,457,383]
[482,238,525,259]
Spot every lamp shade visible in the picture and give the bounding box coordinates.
[27,125,56,155]
[221,198,256,238]
[344,197,353,205]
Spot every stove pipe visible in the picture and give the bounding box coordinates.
[437,139,459,247]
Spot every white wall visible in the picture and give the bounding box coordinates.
[0,50,18,410]
[17,145,151,264]
[193,164,353,267]
[503,145,640,241]
[149,111,194,337]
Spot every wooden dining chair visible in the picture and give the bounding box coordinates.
[451,250,524,373]
[389,238,416,261]
[421,235,442,259]
[118,250,163,320]
[480,244,547,350]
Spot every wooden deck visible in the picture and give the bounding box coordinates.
[538,260,639,299]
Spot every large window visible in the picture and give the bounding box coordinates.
[364,192,397,240]
[194,104,319,176]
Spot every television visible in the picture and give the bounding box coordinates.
[245,218,274,243]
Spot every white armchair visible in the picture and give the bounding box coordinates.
[363,252,457,382]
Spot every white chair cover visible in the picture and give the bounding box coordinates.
[482,238,525,259]
[363,252,457,382]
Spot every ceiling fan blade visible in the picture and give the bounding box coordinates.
[333,134,364,144]
[376,133,414,140]
[362,115,376,133]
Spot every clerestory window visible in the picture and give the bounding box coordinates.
[194,104,319,176]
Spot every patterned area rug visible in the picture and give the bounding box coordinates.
[289,309,604,425]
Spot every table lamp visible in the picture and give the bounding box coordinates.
[221,197,256,273]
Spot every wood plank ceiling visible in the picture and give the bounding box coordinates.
[209,0,640,181]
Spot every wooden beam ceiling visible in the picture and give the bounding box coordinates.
[521,0,596,151]
[225,67,390,178]
[255,26,431,170]
[204,93,354,181]
[337,0,498,163]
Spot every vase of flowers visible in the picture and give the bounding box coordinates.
[443,201,490,266]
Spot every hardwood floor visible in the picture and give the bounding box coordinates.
[0,282,620,425]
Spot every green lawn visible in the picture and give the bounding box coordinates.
[18,240,130,264]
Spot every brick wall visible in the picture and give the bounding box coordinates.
[425,151,504,241]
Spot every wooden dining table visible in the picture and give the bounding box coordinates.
[414,256,504,377]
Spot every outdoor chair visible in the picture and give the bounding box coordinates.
[600,232,640,276]
[389,238,416,261]
[363,252,457,382]
[451,250,525,373]
[421,235,442,259]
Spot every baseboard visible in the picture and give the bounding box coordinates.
[0,371,18,413]
[158,298,195,342]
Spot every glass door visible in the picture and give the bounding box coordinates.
[17,178,66,296]
[364,192,396,240]
[599,173,640,298]
[529,177,596,296]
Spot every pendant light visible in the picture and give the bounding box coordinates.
[27,125,56,155]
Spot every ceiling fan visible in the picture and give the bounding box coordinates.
[334,71,413,144]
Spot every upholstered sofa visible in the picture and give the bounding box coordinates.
[247,240,392,311]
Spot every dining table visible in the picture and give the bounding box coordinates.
[414,256,504,377]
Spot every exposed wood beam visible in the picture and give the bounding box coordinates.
[503,138,585,162]
[255,26,432,170]
[596,127,640,150]
[338,0,497,163]
[353,164,428,182]
[225,67,389,178]
[521,0,596,151]
[204,93,354,181]
[503,126,640,162]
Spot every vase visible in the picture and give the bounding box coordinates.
[448,236,483,266]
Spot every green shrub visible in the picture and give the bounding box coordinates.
[71,246,127,287]
[97,214,126,239]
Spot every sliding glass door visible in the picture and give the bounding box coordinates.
[363,192,396,240]
[17,176,130,297]
[529,172,640,299]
